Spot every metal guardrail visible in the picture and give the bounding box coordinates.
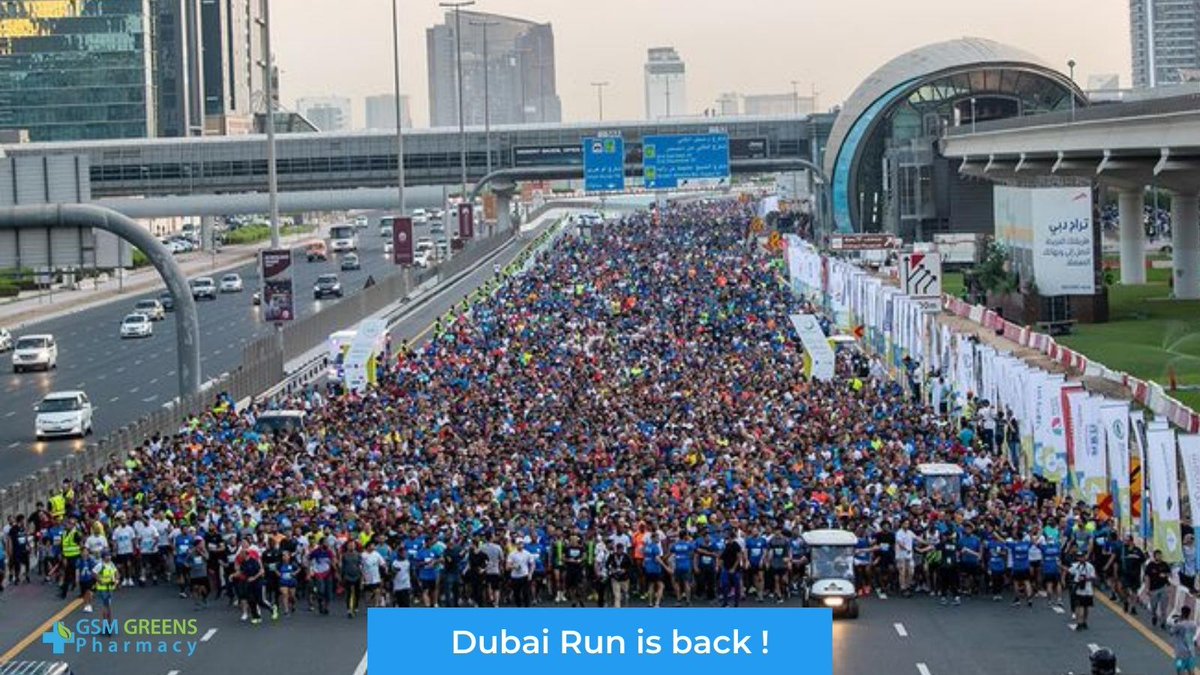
[0,228,516,520]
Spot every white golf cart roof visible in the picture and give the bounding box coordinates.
[802,529,858,546]
[918,463,964,476]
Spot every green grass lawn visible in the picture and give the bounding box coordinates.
[1057,266,1200,411]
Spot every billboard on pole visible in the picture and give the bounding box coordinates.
[260,248,294,323]
[389,216,413,265]
[994,186,1095,295]
[458,203,474,239]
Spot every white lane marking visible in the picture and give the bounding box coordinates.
[149,378,159,385]
[201,628,217,642]
[1052,604,1065,614]
[130,387,139,394]
[214,349,223,356]
[116,366,126,373]
[97,374,106,380]
[894,622,908,637]
[352,651,367,675]
[108,396,119,403]
[916,665,932,675]
[168,671,179,675]
[7,442,18,449]
[142,395,158,403]
[134,359,143,366]
[4,411,14,418]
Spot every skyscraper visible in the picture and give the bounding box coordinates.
[1130,0,1200,88]
[645,47,686,119]
[0,0,261,141]
[200,0,263,134]
[426,10,560,127]
[296,96,351,132]
[365,94,412,129]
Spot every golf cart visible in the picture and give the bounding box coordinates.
[802,528,859,618]
[918,463,965,506]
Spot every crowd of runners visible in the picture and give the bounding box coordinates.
[0,199,1194,665]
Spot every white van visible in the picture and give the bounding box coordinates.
[35,390,93,439]
[12,334,57,372]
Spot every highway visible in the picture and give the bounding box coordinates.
[0,219,444,487]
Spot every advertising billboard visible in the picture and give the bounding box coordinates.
[458,203,475,239]
[389,216,413,266]
[994,186,1095,296]
[260,248,294,323]
[642,133,731,189]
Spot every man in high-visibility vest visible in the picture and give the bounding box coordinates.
[59,516,82,600]
[94,550,120,632]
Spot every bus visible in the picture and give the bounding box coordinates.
[329,224,358,253]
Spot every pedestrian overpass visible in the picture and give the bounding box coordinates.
[0,115,833,217]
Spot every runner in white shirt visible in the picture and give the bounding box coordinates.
[360,543,385,608]
[391,556,412,607]
[895,521,917,597]
[111,517,137,587]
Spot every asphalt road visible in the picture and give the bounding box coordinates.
[0,219,446,487]
[0,584,1172,675]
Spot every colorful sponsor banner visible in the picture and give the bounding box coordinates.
[1060,384,1087,488]
[1033,374,1068,482]
[1074,395,1107,506]
[789,314,836,381]
[390,216,414,266]
[1131,413,1148,537]
[1100,402,1132,533]
[1145,425,1182,562]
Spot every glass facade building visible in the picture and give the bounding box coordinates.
[1130,0,1200,88]
[0,0,155,141]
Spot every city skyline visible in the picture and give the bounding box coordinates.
[272,0,1130,128]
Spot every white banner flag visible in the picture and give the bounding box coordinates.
[789,314,836,381]
[1178,435,1200,567]
[1074,395,1107,506]
[1033,373,1068,482]
[1146,425,1183,563]
[1100,402,1132,533]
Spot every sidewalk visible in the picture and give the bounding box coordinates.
[0,227,320,331]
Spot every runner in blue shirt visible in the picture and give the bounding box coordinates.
[1039,537,1063,608]
[524,538,547,604]
[278,552,299,616]
[958,524,983,596]
[745,529,769,601]
[695,534,718,602]
[642,534,665,608]
[1009,536,1033,607]
[986,536,1009,601]
[416,547,440,607]
[174,527,194,599]
[670,533,695,606]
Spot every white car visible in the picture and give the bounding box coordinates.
[413,250,431,268]
[35,390,93,439]
[12,334,57,372]
[0,327,12,352]
[120,313,153,339]
[353,215,369,228]
[219,273,244,293]
[384,241,394,256]
[190,277,217,300]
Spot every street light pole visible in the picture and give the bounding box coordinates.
[391,0,407,215]
[257,0,280,248]
[440,1,475,202]
[1068,59,1077,121]
[970,96,977,133]
[470,19,498,176]
[591,81,609,121]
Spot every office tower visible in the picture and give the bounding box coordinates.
[1130,0,1200,88]
[426,9,560,127]
[645,47,686,119]
[365,94,412,129]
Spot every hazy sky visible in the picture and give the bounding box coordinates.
[273,0,1130,128]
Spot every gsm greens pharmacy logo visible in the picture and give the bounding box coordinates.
[42,621,73,655]
[42,618,204,657]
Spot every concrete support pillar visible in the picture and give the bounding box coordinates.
[200,215,216,252]
[1118,188,1146,284]
[496,191,513,234]
[1171,191,1200,300]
